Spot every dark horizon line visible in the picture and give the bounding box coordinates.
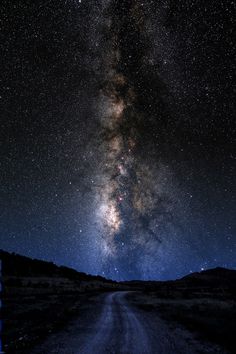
[1,248,235,283]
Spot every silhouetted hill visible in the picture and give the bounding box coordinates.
[182,267,236,284]
[0,249,123,353]
[173,267,236,295]
[123,267,236,300]
[127,268,236,353]
[0,249,112,283]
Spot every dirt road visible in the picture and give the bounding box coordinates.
[31,291,225,354]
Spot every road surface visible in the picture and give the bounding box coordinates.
[31,291,224,354]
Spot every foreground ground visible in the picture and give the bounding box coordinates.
[2,252,236,353]
[30,291,225,354]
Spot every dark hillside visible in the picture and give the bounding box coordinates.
[0,250,120,353]
[0,249,112,282]
[127,268,236,353]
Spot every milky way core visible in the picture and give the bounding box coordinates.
[90,1,192,279]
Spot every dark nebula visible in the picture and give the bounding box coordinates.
[0,0,235,280]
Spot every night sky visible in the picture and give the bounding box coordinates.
[0,0,235,280]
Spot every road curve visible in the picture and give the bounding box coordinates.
[31,291,224,354]
[79,291,149,354]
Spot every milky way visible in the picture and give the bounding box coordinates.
[88,1,178,278]
[0,0,235,280]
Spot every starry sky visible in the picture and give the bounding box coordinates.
[0,0,235,280]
